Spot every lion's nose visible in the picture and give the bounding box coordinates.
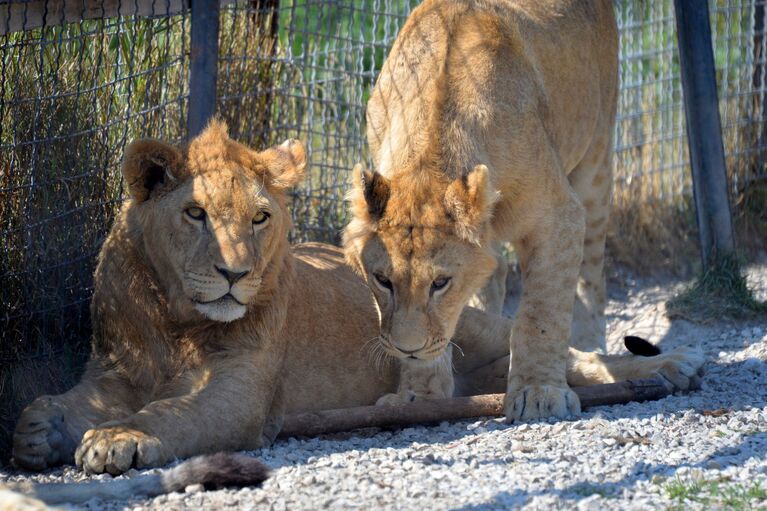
[215,266,250,285]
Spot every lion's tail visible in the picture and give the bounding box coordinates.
[623,335,662,357]
[6,452,269,506]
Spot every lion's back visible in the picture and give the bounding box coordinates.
[281,243,395,412]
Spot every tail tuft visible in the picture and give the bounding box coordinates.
[161,452,270,492]
[624,336,662,357]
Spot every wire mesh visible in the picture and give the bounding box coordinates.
[614,0,767,211]
[217,0,418,243]
[0,0,766,460]
[0,1,191,459]
[0,3,190,349]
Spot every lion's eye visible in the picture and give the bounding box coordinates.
[185,207,206,221]
[373,273,393,291]
[253,211,270,225]
[431,277,451,293]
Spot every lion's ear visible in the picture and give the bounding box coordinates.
[122,139,183,202]
[349,164,390,223]
[343,164,389,276]
[444,164,499,243]
[262,139,307,189]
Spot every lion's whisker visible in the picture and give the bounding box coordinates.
[449,341,464,358]
[362,335,395,375]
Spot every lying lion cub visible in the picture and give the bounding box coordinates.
[12,123,702,486]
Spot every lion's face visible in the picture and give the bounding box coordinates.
[344,164,498,362]
[121,121,306,323]
[356,226,497,362]
[145,166,285,323]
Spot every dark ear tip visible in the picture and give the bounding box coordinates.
[121,139,181,201]
[361,170,389,219]
[624,335,662,357]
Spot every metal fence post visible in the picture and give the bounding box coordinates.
[673,0,736,267]
[188,0,220,137]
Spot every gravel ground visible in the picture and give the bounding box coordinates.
[3,263,766,510]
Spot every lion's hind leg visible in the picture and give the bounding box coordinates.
[566,339,704,392]
[566,143,612,354]
[452,307,512,396]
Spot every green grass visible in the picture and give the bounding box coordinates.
[570,483,618,499]
[665,477,767,510]
[667,255,767,321]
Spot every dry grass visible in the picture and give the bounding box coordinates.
[607,188,700,277]
[667,254,767,321]
[607,49,767,276]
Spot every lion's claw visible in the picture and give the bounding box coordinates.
[75,426,165,475]
[504,381,581,422]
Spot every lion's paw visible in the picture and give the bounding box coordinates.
[504,380,581,422]
[12,396,77,471]
[75,426,166,475]
[653,345,705,392]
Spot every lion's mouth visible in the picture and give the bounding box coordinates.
[193,293,246,307]
[380,336,450,362]
[380,338,428,361]
[193,292,249,323]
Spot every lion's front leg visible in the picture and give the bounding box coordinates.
[504,188,585,422]
[12,363,136,471]
[75,350,284,475]
[376,348,455,405]
[13,395,82,471]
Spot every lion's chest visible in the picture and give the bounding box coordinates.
[119,332,210,399]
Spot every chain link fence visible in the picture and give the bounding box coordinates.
[1,0,765,460]
[610,0,765,271]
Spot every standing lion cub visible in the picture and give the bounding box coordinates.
[344,0,620,421]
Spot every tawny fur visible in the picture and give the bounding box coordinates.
[11,124,703,499]
[343,0,620,420]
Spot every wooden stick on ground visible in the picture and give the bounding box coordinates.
[279,377,673,438]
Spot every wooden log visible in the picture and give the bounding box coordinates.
[279,377,673,438]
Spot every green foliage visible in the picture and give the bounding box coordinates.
[665,477,767,510]
[668,255,767,321]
